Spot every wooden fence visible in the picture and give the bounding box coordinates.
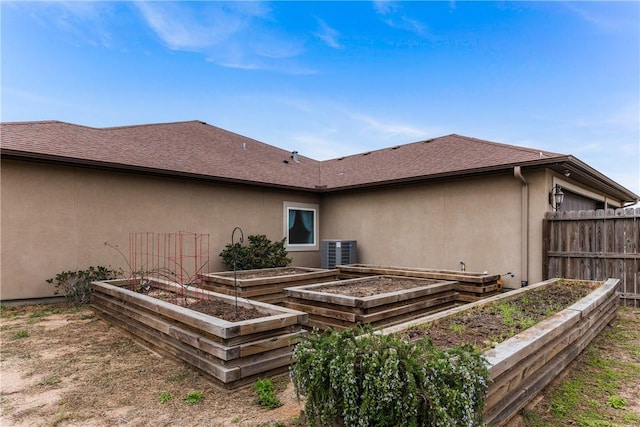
[543,207,639,307]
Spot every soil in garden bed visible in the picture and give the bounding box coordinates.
[314,277,437,297]
[187,299,265,322]
[400,280,599,350]
[139,287,267,322]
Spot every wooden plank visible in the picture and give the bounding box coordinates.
[201,268,339,286]
[485,309,582,379]
[546,251,640,260]
[486,302,618,426]
[486,294,618,412]
[456,291,501,302]
[102,277,308,333]
[455,283,499,294]
[306,314,352,331]
[239,331,303,358]
[285,287,359,307]
[238,314,302,336]
[92,304,241,383]
[92,281,237,338]
[285,301,358,322]
[359,281,455,309]
[568,278,619,317]
[238,351,293,379]
[358,293,457,323]
[92,292,238,359]
[337,264,499,284]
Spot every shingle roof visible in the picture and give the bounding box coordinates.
[319,134,564,189]
[1,120,635,202]
[0,120,321,190]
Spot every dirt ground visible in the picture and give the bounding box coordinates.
[314,277,436,297]
[1,294,637,427]
[0,303,302,427]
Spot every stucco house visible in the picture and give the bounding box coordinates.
[1,120,637,301]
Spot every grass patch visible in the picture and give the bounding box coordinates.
[521,307,640,426]
[158,392,173,403]
[183,390,204,404]
[38,377,61,387]
[29,307,61,318]
[11,330,29,340]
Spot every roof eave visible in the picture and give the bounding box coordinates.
[322,157,570,192]
[0,150,320,193]
[555,156,639,203]
[323,156,638,204]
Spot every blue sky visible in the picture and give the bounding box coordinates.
[2,1,639,196]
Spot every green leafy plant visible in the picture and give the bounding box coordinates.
[291,326,489,427]
[253,378,282,409]
[448,323,466,334]
[607,395,626,409]
[219,234,292,270]
[46,265,119,305]
[183,390,204,404]
[11,330,29,339]
[158,392,173,403]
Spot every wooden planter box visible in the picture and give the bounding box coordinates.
[338,264,503,301]
[199,267,340,305]
[284,275,458,330]
[90,277,308,390]
[381,278,620,427]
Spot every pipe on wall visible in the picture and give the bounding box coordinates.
[514,166,529,287]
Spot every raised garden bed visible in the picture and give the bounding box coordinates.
[90,277,308,390]
[381,277,620,426]
[284,275,458,330]
[199,267,340,305]
[337,264,503,301]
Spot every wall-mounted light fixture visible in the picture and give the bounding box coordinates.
[549,184,565,211]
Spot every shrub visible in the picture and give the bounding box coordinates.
[46,265,119,305]
[291,326,489,427]
[219,234,292,270]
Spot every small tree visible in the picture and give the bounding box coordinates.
[219,234,292,270]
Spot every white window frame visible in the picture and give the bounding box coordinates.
[283,201,319,251]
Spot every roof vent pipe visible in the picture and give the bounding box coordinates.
[291,151,299,163]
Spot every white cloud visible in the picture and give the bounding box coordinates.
[372,0,429,38]
[350,112,434,141]
[315,19,343,49]
[373,1,398,16]
[135,2,256,50]
[134,2,310,72]
[563,2,638,33]
[19,1,119,49]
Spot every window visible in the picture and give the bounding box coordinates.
[283,202,319,251]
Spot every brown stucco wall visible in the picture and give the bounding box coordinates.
[2,159,627,301]
[1,160,321,300]
[320,173,527,288]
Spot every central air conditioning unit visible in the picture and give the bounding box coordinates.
[321,240,357,269]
